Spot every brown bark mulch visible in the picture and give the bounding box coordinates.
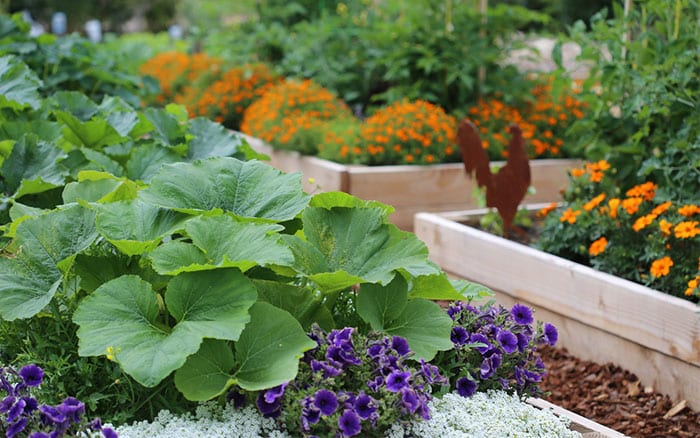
[538,346,700,437]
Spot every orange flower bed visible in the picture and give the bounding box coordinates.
[241,79,352,155]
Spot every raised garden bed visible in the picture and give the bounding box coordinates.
[245,135,580,230]
[414,206,700,411]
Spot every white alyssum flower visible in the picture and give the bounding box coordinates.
[113,391,581,438]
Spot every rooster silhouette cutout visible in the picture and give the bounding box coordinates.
[457,119,531,237]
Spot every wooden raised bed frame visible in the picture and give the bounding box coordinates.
[245,136,580,230]
[414,207,700,411]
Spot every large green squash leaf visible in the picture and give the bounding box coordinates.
[139,157,310,221]
[284,206,440,292]
[55,111,126,149]
[0,204,98,320]
[407,273,471,301]
[148,216,293,274]
[0,55,42,110]
[253,279,334,331]
[174,302,316,400]
[186,118,244,161]
[125,142,181,183]
[0,134,68,198]
[0,120,62,142]
[73,269,257,387]
[357,276,453,360]
[95,199,190,256]
[310,191,395,217]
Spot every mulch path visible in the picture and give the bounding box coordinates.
[538,346,700,437]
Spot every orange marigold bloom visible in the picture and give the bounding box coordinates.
[658,219,672,236]
[570,168,586,178]
[621,197,643,215]
[608,198,620,218]
[583,193,606,211]
[674,221,700,238]
[625,182,657,201]
[537,202,558,218]
[649,256,674,278]
[560,208,581,224]
[651,201,672,217]
[588,237,608,256]
[685,277,699,296]
[632,214,656,232]
[589,171,604,183]
[678,204,700,217]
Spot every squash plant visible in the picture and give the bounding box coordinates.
[0,156,468,403]
[0,54,260,225]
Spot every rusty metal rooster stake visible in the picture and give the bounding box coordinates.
[457,119,531,237]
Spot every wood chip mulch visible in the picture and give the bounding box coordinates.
[538,346,700,437]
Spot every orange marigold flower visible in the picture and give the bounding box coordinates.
[589,171,604,183]
[570,168,586,178]
[651,201,672,217]
[621,197,643,215]
[608,198,620,218]
[537,202,558,218]
[649,256,674,278]
[588,237,608,256]
[658,219,672,236]
[632,214,656,232]
[583,193,606,211]
[686,277,699,296]
[674,221,700,238]
[560,208,581,224]
[625,182,657,201]
[678,204,700,217]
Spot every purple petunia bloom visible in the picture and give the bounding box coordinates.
[338,409,361,437]
[456,376,477,397]
[479,354,502,379]
[255,393,281,418]
[391,336,411,356]
[353,393,376,419]
[419,359,447,385]
[510,303,534,325]
[544,323,558,346]
[328,327,354,346]
[327,345,361,367]
[367,376,384,392]
[39,404,66,425]
[28,432,50,438]
[1,395,16,413]
[58,396,85,423]
[21,396,38,414]
[18,364,43,387]
[385,370,411,392]
[6,416,28,438]
[313,389,339,416]
[7,398,26,422]
[450,326,469,346]
[226,389,247,409]
[516,333,530,352]
[367,343,384,358]
[496,330,518,354]
[469,333,491,354]
[102,427,118,438]
[263,383,287,404]
[400,388,420,414]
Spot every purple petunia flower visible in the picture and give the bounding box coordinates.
[21,396,38,414]
[102,427,118,438]
[367,343,384,358]
[1,395,16,413]
[7,398,26,422]
[313,389,338,416]
[7,416,28,438]
[510,303,534,325]
[18,364,43,387]
[400,388,420,414]
[28,432,50,438]
[469,333,491,354]
[338,409,361,437]
[391,336,411,356]
[39,404,66,425]
[263,383,287,404]
[456,376,477,397]
[385,370,411,392]
[419,359,447,385]
[328,327,354,346]
[353,393,377,419]
[544,323,558,346]
[255,393,281,418]
[496,330,518,354]
[516,333,530,352]
[479,353,502,379]
[450,326,469,346]
[367,376,384,392]
[226,389,247,409]
[58,396,85,423]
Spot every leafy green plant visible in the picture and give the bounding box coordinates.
[0,156,470,425]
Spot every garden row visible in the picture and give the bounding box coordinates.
[0,11,603,438]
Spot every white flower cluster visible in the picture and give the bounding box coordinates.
[114,402,290,438]
[112,391,581,438]
[389,391,582,438]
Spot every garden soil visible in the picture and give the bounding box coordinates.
[539,346,700,437]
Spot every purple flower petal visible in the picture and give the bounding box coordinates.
[7,398,26,422]
[18,364,43,387]
[313,389,338,416]
[263,383,287,404]
[510,303,534,325]
[496,330,518,354]
[255,393,281,418]
[7,417,28,438]
[450,326,469,346]
[385,370,411,392]
[400,388,420,414]
[58,396,85,423]
[353,393,377,419]
[338,409,361,437]
[391,336,411,356]
[544,323,558,346]
[456,376,477,397]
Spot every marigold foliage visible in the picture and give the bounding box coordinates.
[241,79,352,155]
